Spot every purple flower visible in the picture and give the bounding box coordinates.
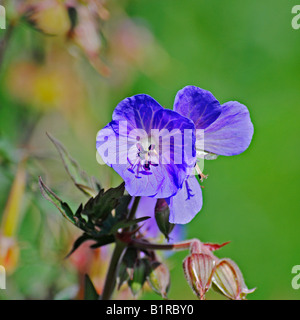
[96,94,196,199]
[96,87,253,225]
[168,86,254,224]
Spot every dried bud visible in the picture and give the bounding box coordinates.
[183,253,216,300]
[212,258,255,300]
[155,199,175,240]
[147,261,170,299]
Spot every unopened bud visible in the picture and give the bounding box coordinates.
[155,199,175,240]
[183,253,215,300]
[147,261,170,299]
[128,259,150,297]
[212,258,255,300]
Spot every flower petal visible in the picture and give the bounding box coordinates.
[112,94,163,134]
[173,86,222,129]
[200,101,254,156]
[96,94,196,198]
[167,176,203,224]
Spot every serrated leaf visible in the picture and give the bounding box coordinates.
[47,132,98,197]
[115,195,132,220]
[110,216,150,234]
[82,182,125,220]
[65,233,92,258]
[89,235,115,248]
[84,274,99,300]
[39,177,75,224]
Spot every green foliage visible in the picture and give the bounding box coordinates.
[84,274,99,300]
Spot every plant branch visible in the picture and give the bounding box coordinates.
[101,196,141,300]
[101,239,126,300]
[126,238,199,252]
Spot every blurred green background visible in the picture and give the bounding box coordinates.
[0,0,299,300]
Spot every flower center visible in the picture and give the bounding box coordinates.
[127,136,159,178]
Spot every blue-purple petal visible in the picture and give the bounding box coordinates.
[200,101,254,156]
[96,94,196,198]
[167,176,203,224]
[173,86,222,129]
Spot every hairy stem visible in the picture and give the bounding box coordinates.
[127,238,199,252]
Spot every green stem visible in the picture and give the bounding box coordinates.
[101,196,141,300]
[101,239,126,300]
[127,196,141,221]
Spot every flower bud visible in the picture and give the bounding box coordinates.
[212,258,255,300]
[147,261,170,299]
[128,258,150,297]
[183,253,215,300]
[155,199,175,240]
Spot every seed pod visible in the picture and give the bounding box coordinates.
[147,261,170,299]
[212,258,255,300]
[183,253,215,300]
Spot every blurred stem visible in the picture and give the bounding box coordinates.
[101,196,141,300]
[0,19,17,68]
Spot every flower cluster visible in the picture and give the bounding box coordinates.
[96,86,253,224]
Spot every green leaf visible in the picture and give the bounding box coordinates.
[39,177,75,224]
[110,216,150,234]
[65,233,93,258]
[115,195,132,220]
[46,132,98,197]
[84,274,99,300]
[89,234,115,248]
[82,182,125,221]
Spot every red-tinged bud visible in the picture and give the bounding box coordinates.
[183,253,216,300]
[212,258,255,300]
[147,261,170,299]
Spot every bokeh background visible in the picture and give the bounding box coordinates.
[0,0,299,300]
